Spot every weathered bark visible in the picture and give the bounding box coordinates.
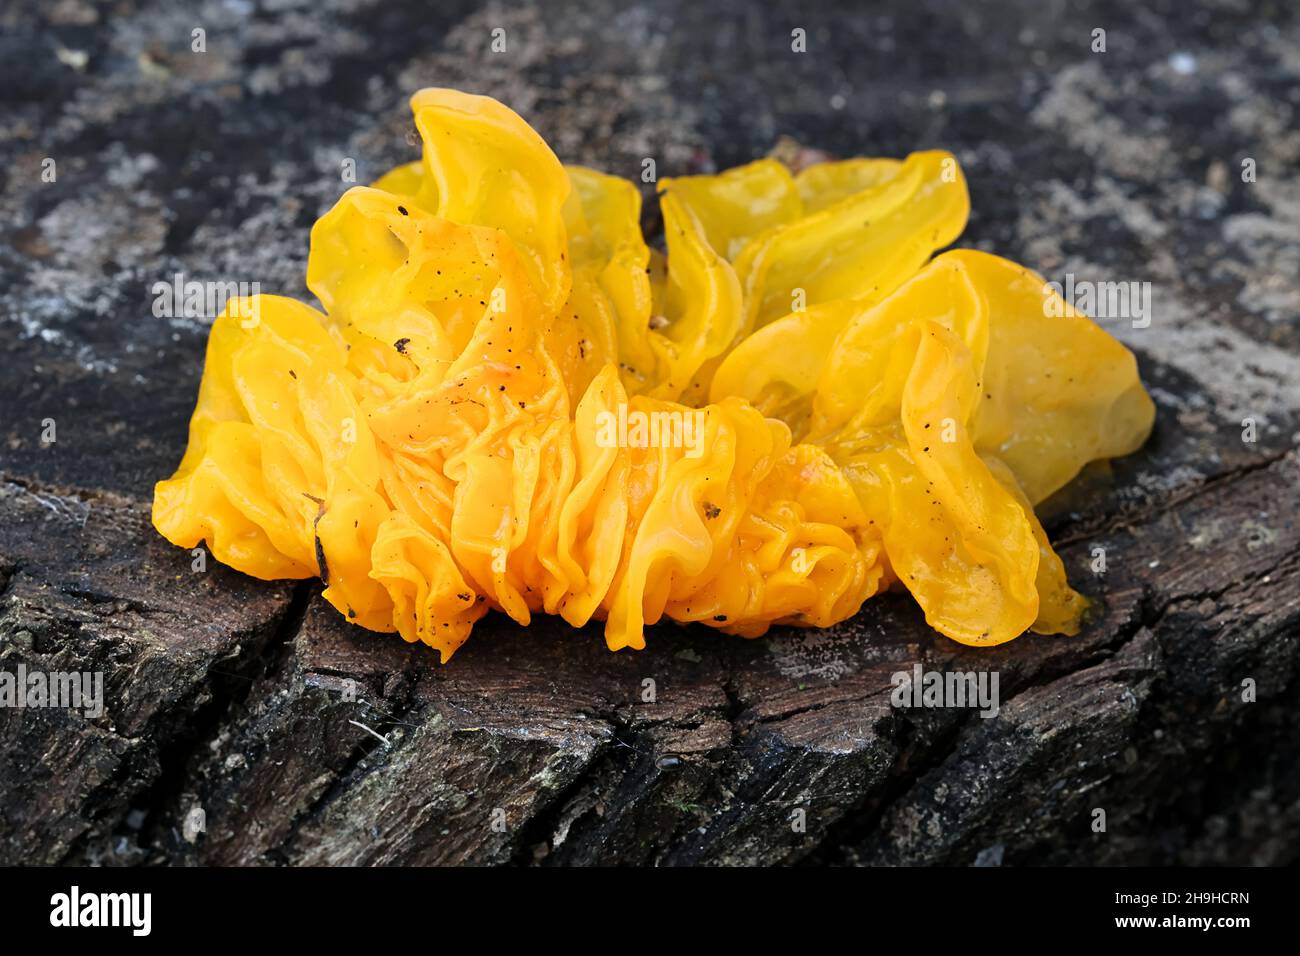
[1,0,1297,866]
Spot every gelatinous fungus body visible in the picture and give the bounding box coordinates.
[154,89,1154,661]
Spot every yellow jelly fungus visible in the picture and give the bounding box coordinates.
[153,88,1155,661]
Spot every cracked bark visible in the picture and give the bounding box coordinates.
[1,0,1298,866]
[3,450,1295,865]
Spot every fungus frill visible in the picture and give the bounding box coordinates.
[153,89,1154,661]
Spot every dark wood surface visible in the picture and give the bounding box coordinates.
[1,0,1297,865]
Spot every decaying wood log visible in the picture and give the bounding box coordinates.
[1,0,1297,865]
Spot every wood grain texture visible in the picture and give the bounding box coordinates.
[1,0,1296,865]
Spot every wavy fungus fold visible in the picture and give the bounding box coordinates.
[154,89,1154,660]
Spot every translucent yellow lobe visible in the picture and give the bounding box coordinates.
[154,88,1154,660]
